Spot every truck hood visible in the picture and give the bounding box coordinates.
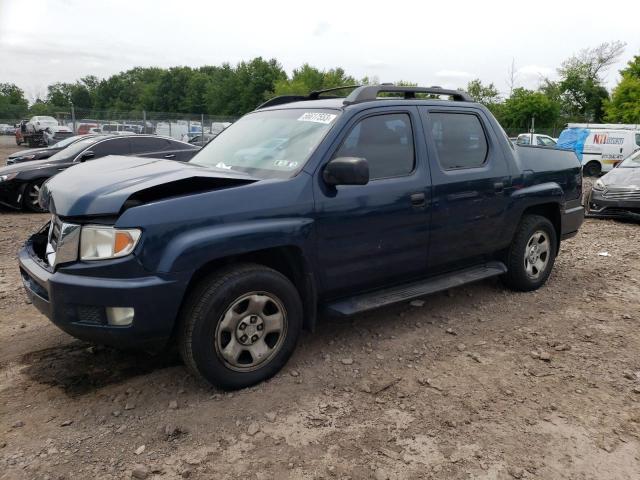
[41,155,258,217]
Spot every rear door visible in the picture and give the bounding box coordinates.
[313,107,431,297]
[419,107,510,271]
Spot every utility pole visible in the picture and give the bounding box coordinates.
[530,115,535,144]
[70,101,76,134]
[201,113,205,146]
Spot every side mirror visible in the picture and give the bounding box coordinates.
[323,157,369,186]
[79,151,95,162]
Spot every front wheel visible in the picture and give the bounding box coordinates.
[503,215,557,292]
[178,263,303,390]
[23,179,46,213]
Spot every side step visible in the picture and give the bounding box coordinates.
[325,261,507,316]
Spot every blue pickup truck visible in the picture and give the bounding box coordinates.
[18,85,584,389]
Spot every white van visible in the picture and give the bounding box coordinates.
[559,124,640,176]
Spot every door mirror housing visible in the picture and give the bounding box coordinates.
[79,150,95,162]
[323,157,369,186]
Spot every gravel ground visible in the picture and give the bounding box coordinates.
[1,135,640,480]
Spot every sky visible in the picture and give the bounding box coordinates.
[1,0,639,103]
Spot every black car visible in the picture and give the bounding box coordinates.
[188,133,217,146]
[0,135,199,212]
[586,150,640,220]
[6,134,104,165]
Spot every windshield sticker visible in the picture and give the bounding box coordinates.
[274,160,299,169]
[298,112,337,124]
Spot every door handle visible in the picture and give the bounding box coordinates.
[164,154,176,159]
[410,192,426,207]
[494,181,504,193]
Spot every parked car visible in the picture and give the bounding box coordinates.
[6,135,103,165]
[585,149,640,220]
[0,124,14,135]
[515,133,557,147]
[0,135,198,212]
[26,116,72,136]
[18,85,583,390]
[557,124,640,176]
[77,123,99,135]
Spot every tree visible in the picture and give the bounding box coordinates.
[466,79,500,105]
[556,41,625,122]
[501,88,560,129]
[0,83,29,119]
[272,64,356,97]
[604,54,640,123]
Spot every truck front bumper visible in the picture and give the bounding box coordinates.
[18,236,191,351]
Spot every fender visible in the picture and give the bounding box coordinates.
[501,182,564,246]
[153,218,315,273]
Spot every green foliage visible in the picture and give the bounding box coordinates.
[0,83,29,118]
[466,79,500,105]
[604,54,640,123]
[272,64,357,96]
[500,88,560,129]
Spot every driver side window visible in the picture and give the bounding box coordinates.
[333,113,415,180]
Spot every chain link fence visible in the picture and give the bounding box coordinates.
[0,110,239,146]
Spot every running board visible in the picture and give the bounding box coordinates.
[325,261,507,316]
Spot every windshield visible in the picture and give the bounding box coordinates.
[190,109,340,179]
[619,150,640,168]
[47,137,101,161]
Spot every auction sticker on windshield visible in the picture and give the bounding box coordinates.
[298,112,337,124]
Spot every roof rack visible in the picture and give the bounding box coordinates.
[343,85,473,104]
[256,85,361,110]
[255,84,473,110]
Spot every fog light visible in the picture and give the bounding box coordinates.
[106,307,134,326]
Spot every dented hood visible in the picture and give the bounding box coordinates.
[41,155,257,217]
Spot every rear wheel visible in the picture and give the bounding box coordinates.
[23,179,46,213]
[503,215,557,292]
[178,263,303,390]
[584,161,601,177]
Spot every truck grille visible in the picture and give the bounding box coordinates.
[602,188,640,200]
[46,215,80,268]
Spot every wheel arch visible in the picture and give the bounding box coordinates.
[176,245,317,337]
[520,203,561,252]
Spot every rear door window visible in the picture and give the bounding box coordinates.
[428,113,488,169]
[130,137,172,153]
[333,113,415,180]
[88,138,131,158]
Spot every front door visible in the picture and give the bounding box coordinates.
[313,107,431,298]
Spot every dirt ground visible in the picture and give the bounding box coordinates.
[1,134,639,480]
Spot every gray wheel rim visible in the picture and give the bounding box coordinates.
[524,230,550,280]
[28,183,42,208]
[214,292,287,372]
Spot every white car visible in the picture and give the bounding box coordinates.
[515,133,557,147]
[26,116,71,135]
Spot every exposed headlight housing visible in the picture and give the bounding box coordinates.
[80,226,141,261]
[592,179,606,191]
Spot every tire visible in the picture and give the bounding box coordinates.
[583,161,601,177]
[503,215,557,292]
[23,179,47,213]
[178,263,303,390]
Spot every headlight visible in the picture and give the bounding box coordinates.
[80,226,141,261]
[592,179,605,191]
[18,155,36,161]
[0,172,18,182]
